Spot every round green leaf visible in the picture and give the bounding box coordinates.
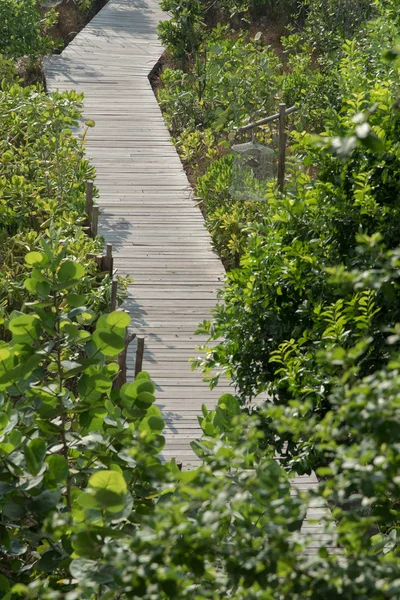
[76,492,98,510]
[24,438,46,476]
[137,380,156,395]
[0,574,10,592]
[120,382,139,404]
[46,454,69,483]
[88,470,127,495]
[66,293,86,308]
[25,252,44,266]
[148,415,165,432]
[1,150,14,162]
[88,470,127,512]
[106,311,131,329]
[135,371,150,381]
[92,330,125,357]
[58,261,85,283]
[136,391,156,408]
[8,314,41,343]
[0,348,10,362]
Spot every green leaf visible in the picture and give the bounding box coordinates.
[92,330,125,357]
[70,558,113,585]
[3,500,26,520]
[0,348,10,362]
[0,574,10,592]
[88,470,127,512]
[137,380,156,395]
[58,261,85,283]
[8,313,41,344]
[105,311,131,329]
[37,550,63,574]
[66,293,86,307]
[25,252,44,266]
[139,406,165,433]
[29,489,61,514]
[359,131,384,153]
[76,491,99,510]
[46,454,69,483]
[120,381,139,404]
[24,438,46,475]
[135,371,150,381]
[136,391,156,409]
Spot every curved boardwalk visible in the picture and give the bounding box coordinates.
[45,0,333,551]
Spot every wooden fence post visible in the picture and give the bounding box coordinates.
[277,103,287,192]
[110,279,118,312]
[85,181,93,226]
[115,330,136,389]
[102,243,113,276]
[135,336,145,377]
[91,206,99,238]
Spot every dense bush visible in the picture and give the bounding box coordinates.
[158,27,280,137]
[9,380,398,597]
[194,58,400,461]
[0,0,56,58]
[300,0,376,53]
[0,241,167,594]
[0,83,113,316]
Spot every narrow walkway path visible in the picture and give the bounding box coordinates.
[45,0,232,466]
[45,0,333,551]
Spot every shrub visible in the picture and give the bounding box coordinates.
[0,84,108,316]
[0,0,56,58]
[158,0,205,63]
[194,72,400,461]
[0,240,166,593]
[300,0,376,54]
[159,27,280,138]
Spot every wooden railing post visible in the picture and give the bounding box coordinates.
[110,279,118,312]
[115,329,136,389]
[91,206,99,238]
[277,103,287,192]
[135,336,145,377]
[102,243,113,276]
[85,181,93,224]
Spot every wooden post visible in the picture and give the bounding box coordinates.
[135,336,145,377]
[115,330,136,389]
[110,279,118,312]
[277,103,287,192]
[85,181,94,224]
[91,206,99,238]
[103,243,113,275]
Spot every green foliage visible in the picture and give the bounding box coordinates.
[0,54,19,86]
[158,0,205,63]
[0,84,114,316]
[0,0,56,58]
[0,241,166,593]
[159,27,280,137]
[0,85,93,236]
[197,87,400,376]
[301,0,376,54]
[196,154,270,268]
[11,387,398,598]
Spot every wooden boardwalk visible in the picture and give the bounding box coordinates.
[44,0,334,551]
[44,0,233,466]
